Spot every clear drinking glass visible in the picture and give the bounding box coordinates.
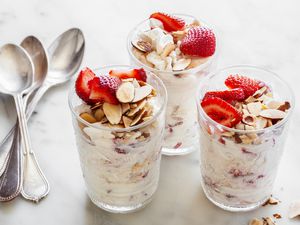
[127,14,218,156]
[196,65,294,211]
[68,65,167,213]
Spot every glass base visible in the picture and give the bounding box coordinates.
[162,145,197,156]
[203,188,269,212]
[89,195,153,214]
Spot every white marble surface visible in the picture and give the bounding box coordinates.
[0,0,300,224]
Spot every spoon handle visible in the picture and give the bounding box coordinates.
[13,94,50,202]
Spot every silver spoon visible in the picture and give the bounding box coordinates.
[0,28,85,202]
[21,28,84,202]
[0,44,34,200]
[0,36,48,178]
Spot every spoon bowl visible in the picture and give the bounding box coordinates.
[46,28,85,84]
[0,44,34,94]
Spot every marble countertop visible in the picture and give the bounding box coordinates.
[0,0,300,224]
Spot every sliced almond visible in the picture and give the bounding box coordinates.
[132,85,153,102]
[103,103,122,125]
[132,40,152,53]
[132,79,140,88]
[80,112,97,123]
[171,30,187,42]
[245,96,258,103]
[94,108,105,121]
[262,217,275,225]
[142,116,153,121]
[161,43,176,58]
[235,122,245,130]
[255,117,268,129]
[247,102,262,116]
[127,99,147,117]
[130,108,147,126]
[249,218,263,225]
[173,58,191,71]
[239,135,253,144]
[259,109,286,119]
[121,103,130,114]
[277,101,291,111]
[140,54,155,68]
[242,114,256,126]
[288,200,300,218]
[253,86,267,98]
[122,116,133,128]
[116,82,135,103]
[267,100,283,109]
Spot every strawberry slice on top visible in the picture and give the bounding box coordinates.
[75,67,96,104]
[88,76,121,105]
[225,74,265,98]
[203,88,245,102]
[109,68,147,82]
[180,26,216,57]
[201,97,242,128]
[150,12,185,32]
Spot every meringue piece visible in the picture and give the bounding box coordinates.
[146,51,166,70]
[165,57,173,71]
[156,34,174,54]
[149,18,164,29]
[143,28,165,46]
[169,50,177,64]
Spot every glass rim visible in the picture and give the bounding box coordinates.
[68,64,168,132]
[126,13,218,75]
[196,64,295,134]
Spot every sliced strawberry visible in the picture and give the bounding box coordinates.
[225,74,265,98]
[109,68,147,82]
[150,12,185,32]
[88,76,121,105]
[180,26,216,57]
[201,97,242,127]
[203,88,245,102]
[75,67,96,104]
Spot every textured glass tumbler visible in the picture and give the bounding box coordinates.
[127,14,218,155]
[68,65,167,213]
[196,65,294,212]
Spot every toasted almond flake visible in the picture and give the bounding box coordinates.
[90,102,102,110]
[94,108,105,121]
[131,108,147,126]
[132,85,153,102]
[122,116,133,128]
[161,43,176,58]
[263,217,275,225]
[100,116,108,124]
[288,200,300,218]
[142,116,153,121]
[171,30,187,42]
[260,109,286,119]
[267,100,283,109]
[273,213,281,219]
[242,114,256,126]
[103,103,122,125]
[116,82,135,103]
[132,79,140,88]
[108,124,124,129]
[121,103,130,114]
[80,112,97,123]
[132,40,152,53]
[249,218,263,225]
[268,196,280,205]
[277,101,291,111]
[127,99,147,117]
[255,117,268,129]
[253,86,268,98]
[173,58,191,71]
[245,96,258,103]
[247,102,262,116]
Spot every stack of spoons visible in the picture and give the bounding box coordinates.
[0,28,85,203]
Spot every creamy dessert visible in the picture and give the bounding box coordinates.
[128,12,217,155]
[197,72,293,211]
[69,67,166,213]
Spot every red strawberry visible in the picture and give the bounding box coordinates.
[180,26,216,57]
[201,97,242,127]
[75,67,96,104]
[225,74,265,98]
[150,12,185,32]
[203,88,245,102]
[88,76,121,105]
[109,68,147,82]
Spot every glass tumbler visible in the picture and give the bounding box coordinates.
[196,65,294,211]
[68,65,167,213]
[127,14,218,156]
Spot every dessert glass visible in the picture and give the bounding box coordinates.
[127,14,218,155]
[68,65,167,213]
[196,65,294,212]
